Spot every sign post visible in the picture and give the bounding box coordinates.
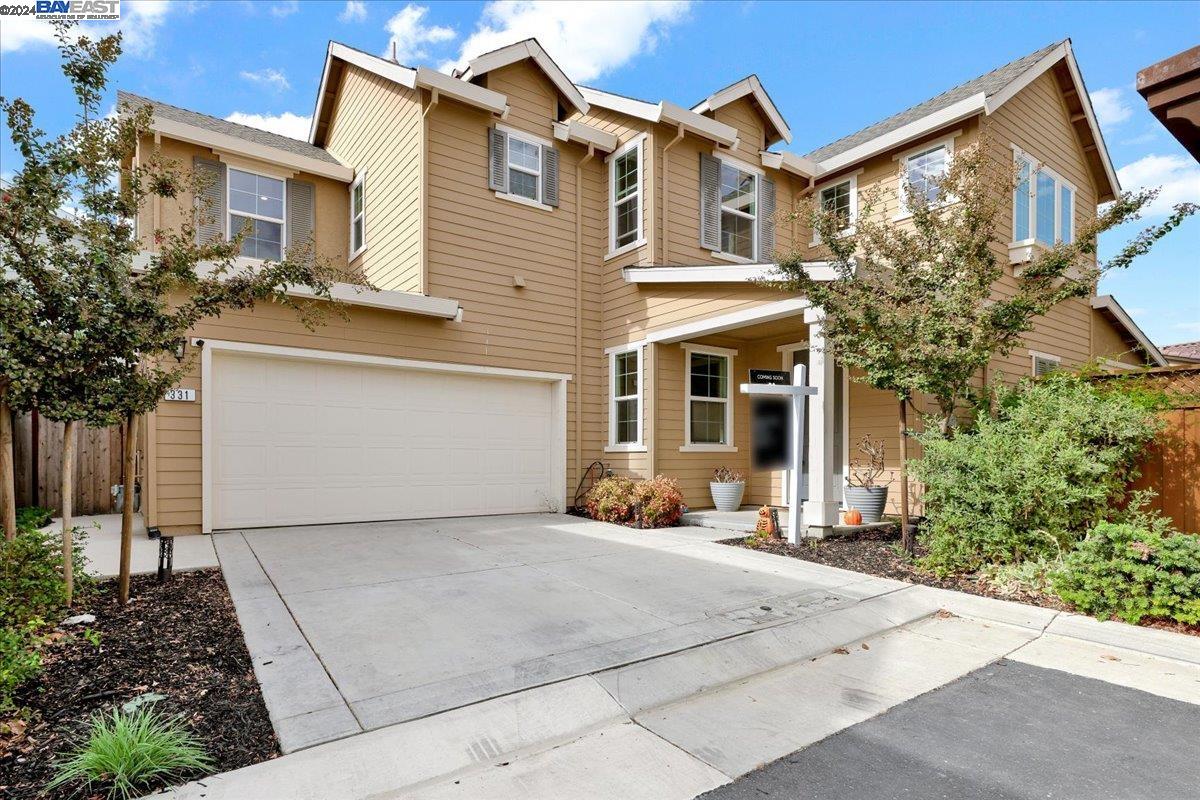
[740,364,817,544]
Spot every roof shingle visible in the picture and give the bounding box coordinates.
[804,41,1064,162]
[117,90,343,166]
[1163,341,1200,361]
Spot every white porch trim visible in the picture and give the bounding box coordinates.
[197,339,570,533]
[623,262,836,284]
[801,315,840,533]
[644,297,811,344]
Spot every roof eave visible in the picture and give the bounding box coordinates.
[465,39,589,115]
[1091,295,1167,367]
[692,75,793,145]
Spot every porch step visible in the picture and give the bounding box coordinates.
[681,508,781,533]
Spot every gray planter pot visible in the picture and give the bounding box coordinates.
[844,485,888,524]
[709,481,745,512]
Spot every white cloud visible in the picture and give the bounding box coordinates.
[270,1,299,18]
[441,0,691,82]
[224,111,312,141]
[240,68,291,92]
[383,4,456,63]
[1,0,173,55]
[1090,87,1132,128]
[1172,321,1200,335]
[1116,154,1200,217]
[340,0,368,23]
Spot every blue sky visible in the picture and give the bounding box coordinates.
[2,0,1197,346]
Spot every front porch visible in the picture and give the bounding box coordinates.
[618,297,905,539]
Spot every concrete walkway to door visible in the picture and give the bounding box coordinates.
[211,513,909,752]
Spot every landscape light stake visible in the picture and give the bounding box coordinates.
[157,536,174,582]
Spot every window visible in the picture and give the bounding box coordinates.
[902,143,948,209]
[1031,351,1062,377]
[507,134,542,201]
[1013,150,1075,247]
[609,139,643,255]
[685,347,734,448]
[609,348,642,447]
[349,173,365,258]
[228,167,285,260]
[719,161,757,259]
[813,175,857,243]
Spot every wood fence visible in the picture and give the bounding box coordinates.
[1094,365,1200,533]
[10,411,126,516]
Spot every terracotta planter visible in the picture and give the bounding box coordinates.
[709,481,745,512]
[844,486,888,524]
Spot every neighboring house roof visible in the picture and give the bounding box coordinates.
[1137,45,1200,161]
[457,39,589,115]
[803,40,1119,201]
[691,74,792,145]
[1162,341,1200,363]
[1090,295,1168,367]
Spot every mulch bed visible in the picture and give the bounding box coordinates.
[722,527,1200,637]
[0,570,277,799]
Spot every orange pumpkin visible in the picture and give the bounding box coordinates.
[842,508,863,526]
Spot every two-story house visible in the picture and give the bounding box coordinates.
[123,37,1166,538]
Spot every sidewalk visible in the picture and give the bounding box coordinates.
[56,514,218,578]
[156,527,1200,800]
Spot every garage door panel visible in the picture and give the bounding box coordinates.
[212,352,557,528]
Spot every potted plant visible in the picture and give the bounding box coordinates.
[844,434,888,524]
[709,466,746,512]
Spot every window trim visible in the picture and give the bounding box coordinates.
[226,165,287,262]
[496,124,547,207]
[349,171,366,261]
[810,172,859,246]
[712,153,762,263]
[1011,145,1077,250]
[606,135,647,260]
[681,343,738,452]
[606,346,644,451]
[895,134,955,218]
[1030,350,1062,377]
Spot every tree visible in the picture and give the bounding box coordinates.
[771,130,1195,553]
[1,24,358,604]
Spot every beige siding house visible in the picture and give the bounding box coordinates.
[123,38,1165,537]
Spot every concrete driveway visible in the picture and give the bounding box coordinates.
[213,514,898,752]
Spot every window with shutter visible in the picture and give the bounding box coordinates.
[490,125,557,211]
[228,167,286,261]
[718,160,757,260]
[699,153,721,250]
[193,156,226,245]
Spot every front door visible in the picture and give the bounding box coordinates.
[781,346,844,506]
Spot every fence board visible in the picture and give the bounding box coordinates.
[10,412,124,515]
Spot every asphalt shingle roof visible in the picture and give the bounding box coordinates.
[805,41,1064,162]
[117,90,343,166]
[1162,341,1200,361]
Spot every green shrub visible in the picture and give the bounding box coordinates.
[912,373,1162,575]
[1051,519,1200,625]
[585,475,685,528]
[0,618,48,712]
[47,704,214,800]
[633,476,685,528]
[16,506,54,530]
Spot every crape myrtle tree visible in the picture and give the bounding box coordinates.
[1,24,360,604]
[769,130,1195,554]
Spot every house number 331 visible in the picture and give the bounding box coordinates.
[163,388,196,402]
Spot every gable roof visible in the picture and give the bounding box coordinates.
[691,74,792,145]
[118,90,353,181]
[457,39,589,115]
[804,41,1119,201]
[1091,295,1168,367]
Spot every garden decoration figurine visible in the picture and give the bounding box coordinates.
[844,435,889,523]
[755,505,779,538]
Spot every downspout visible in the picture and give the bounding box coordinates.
[660,123,685,266]
[575,144,595,495]
[421,88,440,294]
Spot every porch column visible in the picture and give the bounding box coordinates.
[802,310,839,536]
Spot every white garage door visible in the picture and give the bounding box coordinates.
[210,351,558,529]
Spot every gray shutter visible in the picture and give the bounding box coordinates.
[488,127,508,192]
[699,153,721,250]
[193,156,226,244]
[286,179,315,259]
[541,145,559,207]
[759,176,776,260]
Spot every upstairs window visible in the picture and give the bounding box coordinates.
[609,138,643,255]
[349,173,365,258]
[507,135,542,201]
[1014,149,1075,246]
[720,161,757,259]
[814,175,857,243]
[228,167,285,261]
[902,143,949,210]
